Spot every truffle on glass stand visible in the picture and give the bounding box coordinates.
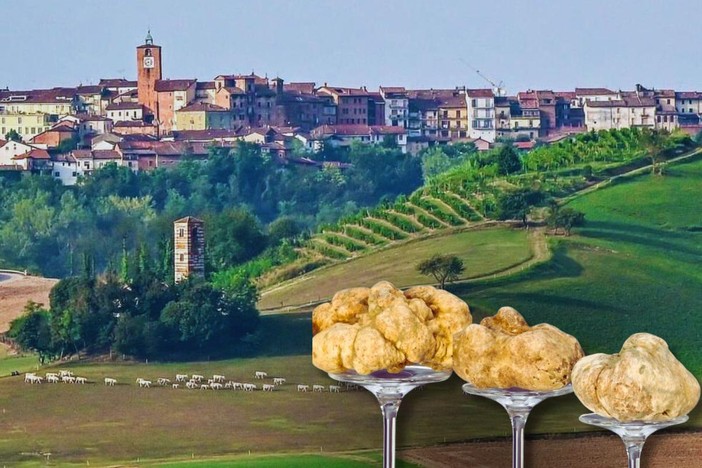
[329,365,452,468]
[578,413,688,468]
[462,383,573,468]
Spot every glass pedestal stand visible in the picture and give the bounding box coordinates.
[462,383,573,468]
[579,413,688,468]
[330,365,452,468]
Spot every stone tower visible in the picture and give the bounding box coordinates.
[136,30,162,122]
[174,217,205,282]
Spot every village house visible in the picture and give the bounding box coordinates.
[0,139,36,168]
[583,94,656,131]
[310,124,408,153]
[465,88,496,142]
[106,102,146,122]
[175,102,232,131]
[380,87,409,128]
[316,86,373,125]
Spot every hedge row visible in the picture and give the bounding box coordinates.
[343,226,387,246]
[358,218,408,240]
[412,197,464,226]
[324,234,367,252]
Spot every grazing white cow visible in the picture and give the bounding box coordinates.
[45,372,58,379]
[313,385,325,392]
[58,370,74,378]
[210,382,223,390]
[243,383,256,392]
[213,374,226,382]
[47,375,60,383]
[24,373,36,383]
[137,378,151,388]
[232,382,243,390]
[75,377,87,384]
[186,381,198,389]
[62,376,76,384]
[157,378,171,386]
[172,383,179,389]
[297,384,309,392]
[262,384,274,392]
[254,371,267,379]
[273,378,286,386]
[191,374,204,382]
[175,374,188,382]
[345,383,359,391]
[200,384,210,390]
[104,378,117,386]
[329,385,341,393]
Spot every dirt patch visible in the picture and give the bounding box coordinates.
[0,274,57,332]
[400,431,702,467]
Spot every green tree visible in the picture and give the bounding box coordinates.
[494,145,522,175]
[267,217,301,245]
[7,301,54,363]
[416,254,465,289]
[5,129,22,142]
[205,208,267,270]
[497,188,544,227]
[549,207,586,236]
[640,128,671,176]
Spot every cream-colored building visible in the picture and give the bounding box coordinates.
[175,103,232,131]
[0,88,76,115]
[0,112,52,141]
[584,95,656,131]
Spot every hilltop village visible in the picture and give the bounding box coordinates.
[1,32,701,185]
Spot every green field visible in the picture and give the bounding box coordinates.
[259,226,532,310]
[1,159,701,466]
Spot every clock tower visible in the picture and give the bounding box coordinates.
[136,30,162,121]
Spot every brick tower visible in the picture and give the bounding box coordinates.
[174,217,205,282]
[136,30,162,122]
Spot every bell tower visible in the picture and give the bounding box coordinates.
[137,30,162,121]
[174,217,205,283]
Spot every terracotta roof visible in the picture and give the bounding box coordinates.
[114,120,155,128]
[555,91,577,100]
[196,81,216,90]
[13,149,50,160]
[438,95,467,108]
[575,87,616,95]
[75,113,112,122]
[586,96,656,108]
[513,141,536,150]
[409,97,440,112]
[106,102,144,111]
[0,87,76,104]
[152,141,209,156]
[676,91,702,99]
[220,86,246,95]
[93,150,121,160]
[654,89,676,98]
[465,88,494,98]
[175,216,204,224]
[154,79,196,92]
[284,82,316,94]
[318,86,373,97]
[177,102,229,112]
[46,125,76,133]
[99,78,137,88]
[370,126,406,135]
[76,85,104,95]
[0,139,6,148]
[380,86,407,96]
[169,129,242,141]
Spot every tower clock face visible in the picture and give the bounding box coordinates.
[143,56,155,69]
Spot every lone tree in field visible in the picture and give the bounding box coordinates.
[416,254,465,289]
[547,206,586,236]
[641,128,671,176]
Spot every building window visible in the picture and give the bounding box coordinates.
[72,172,77,177]
[179,254,184,262]
[54,171,60,177]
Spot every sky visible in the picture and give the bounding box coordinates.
[0,0,699,94]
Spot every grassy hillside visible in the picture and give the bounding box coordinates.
[259,226,532,310]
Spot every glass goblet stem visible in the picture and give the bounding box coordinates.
[507,408,530,468]
[379,395,401,468]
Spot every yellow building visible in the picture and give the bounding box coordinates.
[175,103,233,131]
[437,92,469,139]
[0,87,76,115]
[0,112,52,141]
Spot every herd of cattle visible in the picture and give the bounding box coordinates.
[22,370,358,393]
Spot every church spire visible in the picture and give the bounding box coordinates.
[145,29,153,46]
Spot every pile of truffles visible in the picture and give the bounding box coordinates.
[572,333,701,422]
[452,307,584,390]
[312,281,471,374]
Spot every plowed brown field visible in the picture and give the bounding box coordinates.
[401,431,702,467]
[0,273,57,332]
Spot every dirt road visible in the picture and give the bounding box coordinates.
[400,431,702,467]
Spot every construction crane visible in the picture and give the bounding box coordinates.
[459,59,506,96]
